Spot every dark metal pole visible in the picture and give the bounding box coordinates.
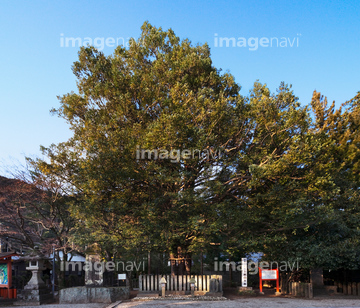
[52,245,55,295]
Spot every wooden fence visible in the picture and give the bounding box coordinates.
[139,274,222,294]
[337,282,360,295]
[288,282,313,298]
[288,281,360,297]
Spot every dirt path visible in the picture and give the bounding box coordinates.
[117,297,360,308]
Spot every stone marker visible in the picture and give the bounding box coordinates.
[85,244,104,286]
[310,268,324,288]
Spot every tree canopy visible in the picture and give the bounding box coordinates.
[25,21,360,273]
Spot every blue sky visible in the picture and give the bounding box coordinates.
[1,0,359,175]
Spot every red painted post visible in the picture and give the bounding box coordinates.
[259,268,263,292]
[276,269,279,293]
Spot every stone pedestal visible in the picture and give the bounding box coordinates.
[239,286,253,291]
[238,286,256,296]
[59,286,129,304]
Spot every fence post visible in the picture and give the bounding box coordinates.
[352,282,357,296]
[179,275,183,292]
[308,283,313,299]
[218,275,223,292]
[338,282,343,293]
[348,283,352,295]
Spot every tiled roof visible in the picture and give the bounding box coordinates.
[0,251,18,260]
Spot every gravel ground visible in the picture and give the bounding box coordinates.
[2,297,360,308]
[116,297,360,308]
[0,304,108,308]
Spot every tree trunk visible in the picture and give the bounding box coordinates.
[58,248,67,289]
[170,252,176,275]
[170,246,191,275]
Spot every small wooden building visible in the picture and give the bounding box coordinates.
[0,251,18,299]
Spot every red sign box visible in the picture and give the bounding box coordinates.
[259,268,279,293]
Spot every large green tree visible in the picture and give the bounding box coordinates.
[36,22,243,273]
[34,21,360,275]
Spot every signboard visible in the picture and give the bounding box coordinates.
[241,258,247,287]
[118,274,126,280]
[261,269,277,280]
[259,268,279,293]
[0,253,18,299]
[0,263,8,285]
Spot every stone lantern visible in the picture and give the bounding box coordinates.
[159,276,167,297]
[15,249,53,305]
[189,277,196,297]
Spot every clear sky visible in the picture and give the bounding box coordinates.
[1,0,359,175]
